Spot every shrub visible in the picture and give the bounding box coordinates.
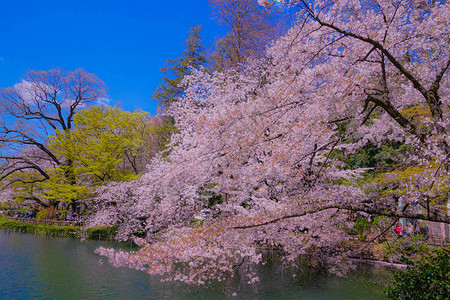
[36,207,57,219]
[384,247,449,300]
[354,217,371,241]
[87,226,118,240]
[0,215,117,240]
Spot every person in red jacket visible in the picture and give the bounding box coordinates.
[395,222,404,237]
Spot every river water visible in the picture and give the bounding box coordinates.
[0,230,388,299]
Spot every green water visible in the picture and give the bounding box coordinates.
[0,230,388,299]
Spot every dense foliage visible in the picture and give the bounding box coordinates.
[152,25,208,111]
[0,215,117,240]
[384,248,450,300]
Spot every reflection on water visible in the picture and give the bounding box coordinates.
[0,231,388,299]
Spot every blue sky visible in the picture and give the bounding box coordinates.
[0,0,221,115]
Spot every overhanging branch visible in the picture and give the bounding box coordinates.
[233,202,449,229]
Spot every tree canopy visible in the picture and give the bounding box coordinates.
[0,70,166,211]
[0,69,106,208]
[96,0,450,285]
[42,105,168,210]
[152,25,208,111]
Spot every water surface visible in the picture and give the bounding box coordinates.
[0,230,388,299]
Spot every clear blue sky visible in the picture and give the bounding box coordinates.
[0,0,221,115]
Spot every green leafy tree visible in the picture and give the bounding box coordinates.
[38,168,91,207]
[152,25,208,111]
[68,106,153,178]
[46,106,160,210]
[0,69,106,210]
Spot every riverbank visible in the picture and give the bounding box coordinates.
[0,215,117,240]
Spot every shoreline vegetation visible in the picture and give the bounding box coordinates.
[0,215,117,241]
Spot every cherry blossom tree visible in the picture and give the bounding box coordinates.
[96,0,449,285]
